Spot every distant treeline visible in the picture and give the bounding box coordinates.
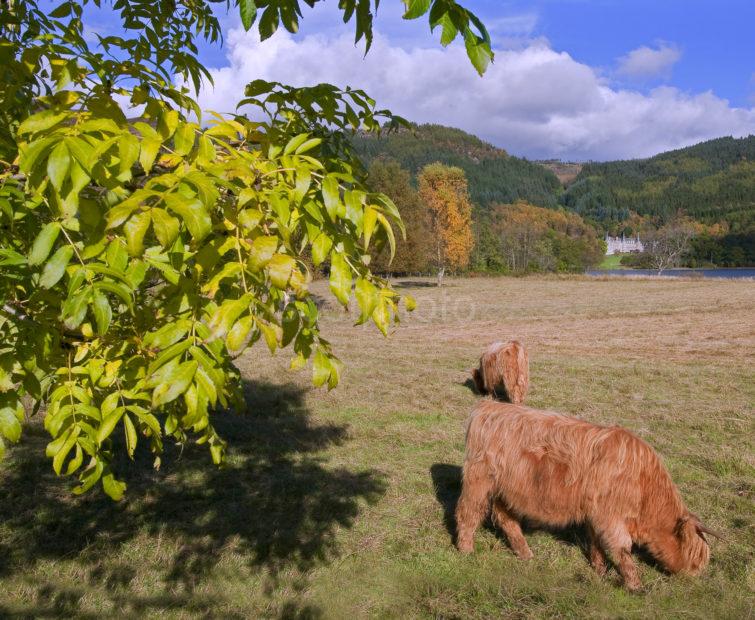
[560,136,755,266]
[352,124,562,210]
[355,125,755,270]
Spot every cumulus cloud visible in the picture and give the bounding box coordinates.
[616,43,682,79]
[196,28,755,161]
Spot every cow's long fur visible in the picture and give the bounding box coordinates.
[471,341,529,404]
[456,400,711,590]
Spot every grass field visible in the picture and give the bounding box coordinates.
[1,276,754,618]
[597,254,627,269]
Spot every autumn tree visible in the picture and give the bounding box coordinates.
[366,159,432,274]
[491,201,604,273]
[418,163,474,286]
[0,0,492,498]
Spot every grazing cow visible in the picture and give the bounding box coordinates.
[456,400,719,591]
[471,341,529,404]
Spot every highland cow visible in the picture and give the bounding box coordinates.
[456,400,720,591]
[471,340,529,404]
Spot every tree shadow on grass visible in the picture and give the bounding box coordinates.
[0,380,385,618]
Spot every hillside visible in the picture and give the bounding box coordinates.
[536,160,583,186]
[561,136,755,231]
[352,124,561,211]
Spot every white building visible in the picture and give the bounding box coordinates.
[605,233,644,255]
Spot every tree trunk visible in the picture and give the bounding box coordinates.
[437,266,445,287]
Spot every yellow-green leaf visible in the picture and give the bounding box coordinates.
[39,245,74,288]
[123,210,151,256]
[267,253,296,289]
[150,208,180,248]
[47,141,71,191]
[249,235,278,271]
[355,277,378,324]
[152,360,198,407]
[97,407,125,445]
[329,251,351,307]
[321,175,340,222]
[29,222,61,265]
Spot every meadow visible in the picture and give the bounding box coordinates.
[0,276,753,619]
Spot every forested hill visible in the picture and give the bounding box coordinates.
[352,124,561,210]
[561,135,755,231]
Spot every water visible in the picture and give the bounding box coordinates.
[587,268,755,279]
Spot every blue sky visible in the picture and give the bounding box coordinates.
[86,1,755,160]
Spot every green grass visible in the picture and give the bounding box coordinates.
[1,276,753,618]
[597,253,627,269]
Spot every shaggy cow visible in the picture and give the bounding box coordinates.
[471,340,529,404]
[456,400,719,591]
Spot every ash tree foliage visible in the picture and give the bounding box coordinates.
[0,0,491,498]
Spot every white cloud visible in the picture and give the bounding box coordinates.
[616,43,682,79]
[196,28,755,161]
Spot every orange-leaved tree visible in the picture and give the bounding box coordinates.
[418,163,474,286]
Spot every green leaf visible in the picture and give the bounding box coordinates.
[118,133,140,176]
[102,470,126,501]
[376,212,396,262]
[173,122,195,156]
[152,360,198,407]
[404,294,417,311]
[226,315,255,353]
[403,0,431,19]
[97,407,125,445]
[295,138,322,154]
[150,208,180,248]
[73,460,104,495]
[372,298,390,336]
[91,290,112,335]
[311,233,332,267]
[124,210,151,256]
[62,287,91,329]
[65,444,84,475]
[355,277,378,324]
[281,304,300,347]
[256,319,280,354]
[249,235,278,271]
[165,195,211,241]
[463,29,493,77]
[140,138,162,173]
[0,405,22,443]
[240,0,258,30]
[52,431,78,475]
[321,175,340,222]
[267,253,296,289]
[40,245,74,288]
[284,133,309,155]
[259,4,280,40]
[29,222,61,265]
[124,414,137,458]
[207,295,251,341]
[363,206,377,249]
[17,109,69,135]
[312,348,330,387]
[47,141,71,191]
[329,252,351,307]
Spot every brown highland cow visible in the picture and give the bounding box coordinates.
[456,400,720,591]
[471,340,529,404]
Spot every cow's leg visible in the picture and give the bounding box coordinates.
[586,523,608,577]
[455,462,493,553]
[593,520,642,591]
[492,498,533,560]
